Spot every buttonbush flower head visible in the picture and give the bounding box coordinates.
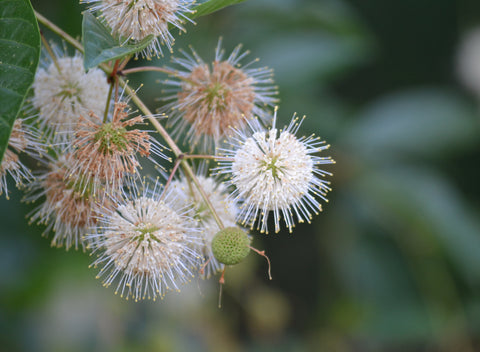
[1,119,45,199]
[32,52,109,141]
[217,110,335,234]
[87,181,201,301]
[170,174,240,278]
[161,39,278,150]
[26,153,106,251]
[69,101,167,198]
[83,0,194,58]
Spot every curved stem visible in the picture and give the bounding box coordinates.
[122,66,177,76]
[122,66,198,85]
[117,78,181,155]
[184,164,225,229]
[40,32,61,73]
[110,59,121,103]
[160,156,183,201]
[121,66,197,85]
[182,154,218,160]
[35,11,84,53]
[249,246,272,280]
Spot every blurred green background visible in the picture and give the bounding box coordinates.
[2,0,480,350]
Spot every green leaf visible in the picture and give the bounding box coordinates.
[0,0,40,164]
[191,0,248,19]
[82,12,154,70]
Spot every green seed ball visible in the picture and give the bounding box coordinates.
[212,227,251,265]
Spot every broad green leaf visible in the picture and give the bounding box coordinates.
[0,0,40,163]
[191,0,248,19]
[82,12,154,70]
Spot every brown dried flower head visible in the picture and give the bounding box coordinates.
[70,101,165,197]
[27,154,108,251]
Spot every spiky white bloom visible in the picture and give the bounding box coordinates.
[217,111,335,234]
[68,101,167,199]
[1,119,44,199]
[87,182,201,301]
[83,0,194,58]
[32,52,109,141]
[26,153,105,251]
[161,39,278,151]
[170,174,240,278]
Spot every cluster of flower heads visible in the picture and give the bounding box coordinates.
[0,2,336,302]
[21,48,168,253]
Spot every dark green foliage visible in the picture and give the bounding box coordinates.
[0,0,40,163]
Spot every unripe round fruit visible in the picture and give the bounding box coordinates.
[212,227,251,265]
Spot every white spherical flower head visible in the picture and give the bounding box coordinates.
[84,0,194,58]
[171,175,240,278]
[217,111,335,234]
[32,53,109,141]
[88,185,201,301]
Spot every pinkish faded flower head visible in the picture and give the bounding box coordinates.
[69,101,167,198]
[161,39,278,151]
[26,153,108,251]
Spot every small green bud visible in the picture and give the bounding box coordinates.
[212,227,251,265]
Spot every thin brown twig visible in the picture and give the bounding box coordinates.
[249,246,272,280]
[121,66,177,76]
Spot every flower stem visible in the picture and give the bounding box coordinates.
[183,163,225,229]
[122,66,178,76]
[110,59,121,104]
[121,66,197,85]
[248,246,272,280]
[160,157,182,200]
[35,11,84,53]
[40,32,61,73]
[182,154,218,160]
[103,82,114,123]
